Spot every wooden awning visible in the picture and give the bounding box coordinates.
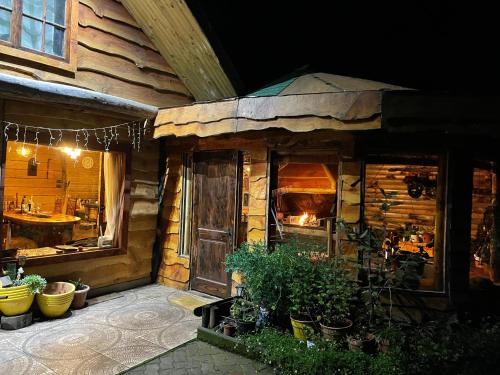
[154,73,408,138]
[0,73,158,118]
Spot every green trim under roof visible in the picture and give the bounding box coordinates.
[248,77,298,97]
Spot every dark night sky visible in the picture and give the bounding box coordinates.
[187,1,500,95]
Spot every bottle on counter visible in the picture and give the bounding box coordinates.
[28,196,33,212]
[21,195,27,214]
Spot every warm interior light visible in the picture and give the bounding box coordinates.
[62,147,82,160]
[16,146,31,157]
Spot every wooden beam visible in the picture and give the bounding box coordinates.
[0,72,158,118]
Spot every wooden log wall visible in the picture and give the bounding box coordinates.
[65,151,101,202]
[0,0,192,107]
[4,99,159,289]
[364,164,438,231]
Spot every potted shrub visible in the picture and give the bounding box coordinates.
[222,317,237,336]
[347,327,377,353]
[229,297,258,334]
[375,325,403,353]
[288,250,322,340]
[317,258,357,340]
[0,274,46,316]
[69,279,90,309]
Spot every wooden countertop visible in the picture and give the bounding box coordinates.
[3,212,81,226]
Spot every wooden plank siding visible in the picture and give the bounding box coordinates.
[0,0,193,108]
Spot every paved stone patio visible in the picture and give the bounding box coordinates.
[123,340,274,375]
[0,284,215,374]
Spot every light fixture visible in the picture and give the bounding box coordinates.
[16,146,31,158]
[62,147,82,160]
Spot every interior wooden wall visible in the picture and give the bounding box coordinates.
[65,150,101,202]
[0,0,192,107]
[4,145,64,212]
[471,168,496,240]
[3,99,159,288]
[364,164,438,231]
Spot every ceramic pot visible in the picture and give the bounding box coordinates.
[0,294,35,316]
[320,319,353,340]
[290,315,317,340]
[223,322,236,336]
[348,333,376,353]
[236,320,256,335]
[36,282,75,318]
[71,284,90,309]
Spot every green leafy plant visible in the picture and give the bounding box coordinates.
[69,278,86,291]
[230,297,258,323]
[15,274,47,294]
[316,257,358,326]
[2,262,17,281]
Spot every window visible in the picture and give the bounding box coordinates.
[470,161,498,286]
[363,160,444,291]
[0,0,76,71]
[1,140,127,261]
[178,153,193,256]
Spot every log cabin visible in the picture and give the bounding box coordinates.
[153,72,500,320]
[0,0,235,295]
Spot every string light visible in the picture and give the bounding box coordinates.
[33,127,40,163]
[2,118,151,153]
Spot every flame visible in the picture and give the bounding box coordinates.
[298,212,317,226]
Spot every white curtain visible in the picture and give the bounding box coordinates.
[103,152,125,246]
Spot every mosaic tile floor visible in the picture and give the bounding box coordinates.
[0,284,216,375]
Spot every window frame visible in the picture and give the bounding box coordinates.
[0,135,131,266]
[361,153,447,294]
[178,152,193,257]
[0,0,78,73]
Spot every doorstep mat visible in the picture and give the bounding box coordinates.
[169,295,212,311]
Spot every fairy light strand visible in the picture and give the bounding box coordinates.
[2,118,151,153]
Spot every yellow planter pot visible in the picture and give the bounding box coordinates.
[36,282,75,318]
[290,316,317,340]
[0,294,35,316]
[0,284,31,297]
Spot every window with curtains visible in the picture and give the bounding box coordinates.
[0,0,76,70]
[0,140,128,261]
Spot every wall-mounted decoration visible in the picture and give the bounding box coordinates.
[27,158,38,176]
[82,156,94,169]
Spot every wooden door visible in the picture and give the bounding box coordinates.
[190,151,239,297]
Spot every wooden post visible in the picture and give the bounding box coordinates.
[446,147,473,307]
[0,99,5,253]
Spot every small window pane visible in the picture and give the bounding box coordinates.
[0,0,12,9]
[22,0,43,19]
[0,9,11,41]
[46,0,66,25]
[21,17,43,51]
[45,24,65,56]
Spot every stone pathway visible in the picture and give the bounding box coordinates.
[123,340,274,375]
[0,284,216,374]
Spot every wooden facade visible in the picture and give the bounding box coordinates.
[153,75,500,315]
[1,0,196,291]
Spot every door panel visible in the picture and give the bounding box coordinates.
[190,151,239,297]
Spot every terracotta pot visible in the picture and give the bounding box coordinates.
[71,284,90,309]
[348,333,376,353]
[320,319,353,340]
[223,322,236,336]
[378,339,390,353]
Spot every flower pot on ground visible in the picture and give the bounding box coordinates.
[0,275,46,316]
[290,315,318,340]
[69,279,90,309]
[36,282,75,318]
[316,257,358,341]
[319,319,353,341]
[375,325,403,353]
[347,332,376,353]
[223,321,237,336]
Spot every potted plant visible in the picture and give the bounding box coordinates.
[317,258,357,340]
[347,326,376,353]
[374,325,403,353]
[288,250,323,340]
[229,297,258,334]
[222,317,237,336]
[0,274,46,316]
[69,279,90,309]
